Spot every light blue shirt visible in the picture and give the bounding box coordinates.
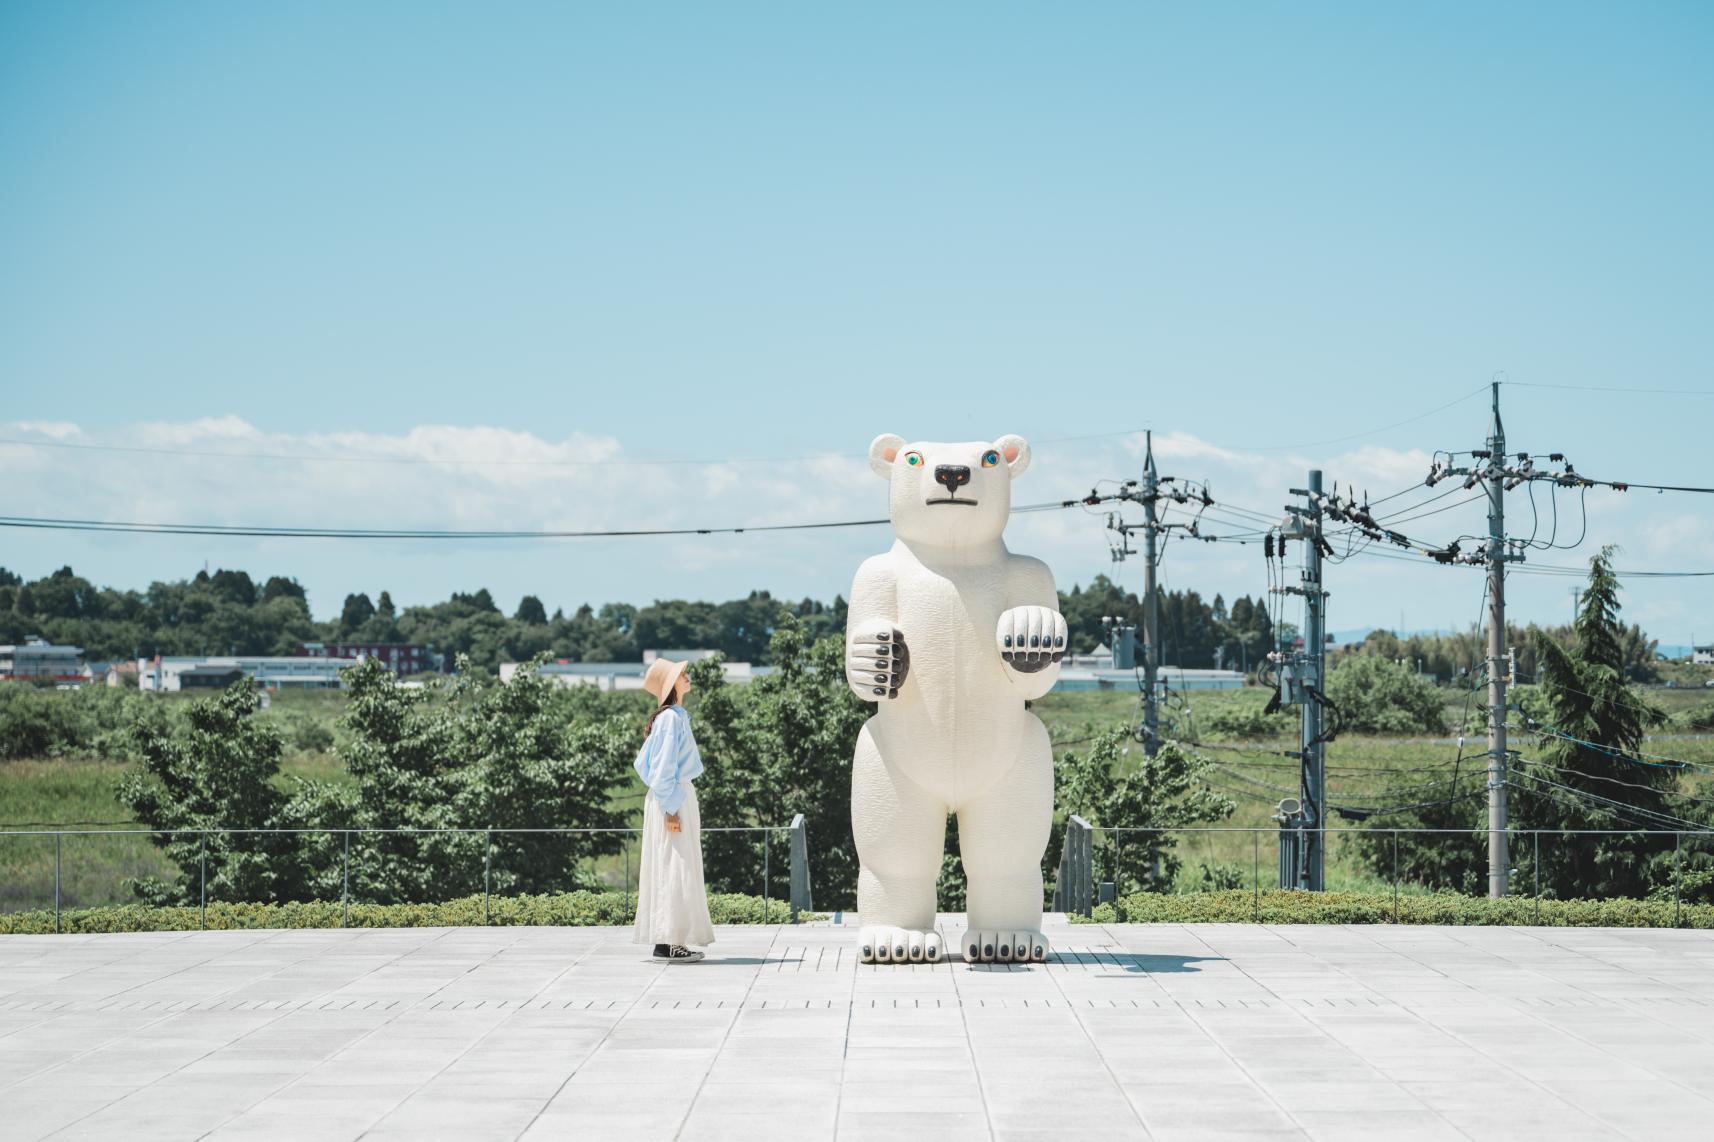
[633,705,703,815]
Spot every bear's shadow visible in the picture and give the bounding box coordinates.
[964,952,1221,974]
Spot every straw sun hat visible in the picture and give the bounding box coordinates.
[642,658,691,704]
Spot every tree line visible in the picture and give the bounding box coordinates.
[0,562,1662,682]
[2,565,1274,674]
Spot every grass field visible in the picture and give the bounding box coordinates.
[6,680,1713,912]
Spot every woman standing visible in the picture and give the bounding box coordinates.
[631,658,715,962]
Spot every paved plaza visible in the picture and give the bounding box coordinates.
[3,917,1713,1140]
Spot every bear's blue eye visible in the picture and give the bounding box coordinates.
[981,449,1000,468]
[904,451,923,467]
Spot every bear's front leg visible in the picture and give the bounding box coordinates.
[996,605,1067,673]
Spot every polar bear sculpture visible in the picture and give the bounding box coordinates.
[846,433,1066,965]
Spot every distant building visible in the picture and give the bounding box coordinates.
[1052,665,1245,693]
[0,636,86,683]
[501,650,760,692]
[297,642,435,675]
[84,660,140,688]
[111,660,139,687]
[140,654,359,692]
[1694,645,1714,666]
[642,649,725,666]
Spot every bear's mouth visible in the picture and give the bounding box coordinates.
[925,496,979,507]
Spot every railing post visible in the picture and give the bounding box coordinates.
[1534,832,1541,925]
[788,814,812,923]
[762,830,771,924]
[1082,821,1093,917]
[1061,816,1093,918]
[484,827,492,926]
[1672,833,1686,932]
[1052,834,1065,912]
[623,843,630,918]
[1392,830,1399,924]
[342,830,351,928]
[199,832,207,931]
[1114,830,1123,900]
[54,832,62,934]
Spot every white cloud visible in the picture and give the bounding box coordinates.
[0,419,1708,640]
[9,420,83,440]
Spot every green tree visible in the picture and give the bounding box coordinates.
[515,595,548,625]
[1051,730,1236,894]
[1361,548,1705,899]
[261,575,307,604]
[296,654,634,903]
[339,592,376,636]
[116,681,309,904]
[1325,655,1446,735]
[1512,547,1687,899]
[677,619,870,908]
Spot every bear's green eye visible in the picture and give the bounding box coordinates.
[904,451,923,467]
[981,449,1001,468]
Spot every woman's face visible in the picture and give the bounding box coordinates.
[675,672,692,700]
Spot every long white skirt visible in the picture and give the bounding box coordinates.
[632,783,716,948]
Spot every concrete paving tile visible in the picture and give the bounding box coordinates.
[837,1109,992,1139]
[839,1081,987,1114]
[8,921,1714,1140]
[520,1106,688,1137]
[679,1109,835,1140]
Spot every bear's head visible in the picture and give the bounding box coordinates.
[868,434,1031,546]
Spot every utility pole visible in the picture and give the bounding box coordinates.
[1300,470,1327,891]
[1277,470,1329,890]
[1140,433,1161,757]
[1093,431,1217,758]
[1483,385,1510,899]
[1424,381,1536,899]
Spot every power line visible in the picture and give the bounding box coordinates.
[1509,747,1714,807]
[0,496,1098,542]
[1507,769,1709,833]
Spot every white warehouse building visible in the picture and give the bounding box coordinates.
[500,650,760,692]
[139,654,360,692]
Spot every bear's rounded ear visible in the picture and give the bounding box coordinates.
[869,433,905,479]
[994,434,1031,479]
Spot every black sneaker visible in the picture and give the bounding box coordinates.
[652,944,705,964]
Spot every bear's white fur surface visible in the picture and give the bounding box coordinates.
[846,433,1067,965]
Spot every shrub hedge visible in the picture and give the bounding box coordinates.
[0,890,817,935]
[1065,889,1714,928]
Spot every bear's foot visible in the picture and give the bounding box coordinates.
[858,925,943,964]
[962,929,1049,964]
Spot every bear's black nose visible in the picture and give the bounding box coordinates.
[935,465,971,492]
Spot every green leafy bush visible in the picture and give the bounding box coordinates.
[1195,692,1293,741]
[1048,731,1235,897]
[0,685,173,762]
[0,890,819,935]
[1325,656,1446,735]
[1059,888,1714,928]
[1673,701,1714,732]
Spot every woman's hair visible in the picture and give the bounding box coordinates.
[645,689,679,738]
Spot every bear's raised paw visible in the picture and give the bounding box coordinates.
[997,606,1066,674]
[847,620,910,700]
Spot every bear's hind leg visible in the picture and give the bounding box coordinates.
[956,721,1053,964]
[853,724,947,964]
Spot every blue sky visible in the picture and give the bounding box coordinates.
[1,1,1710,640]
